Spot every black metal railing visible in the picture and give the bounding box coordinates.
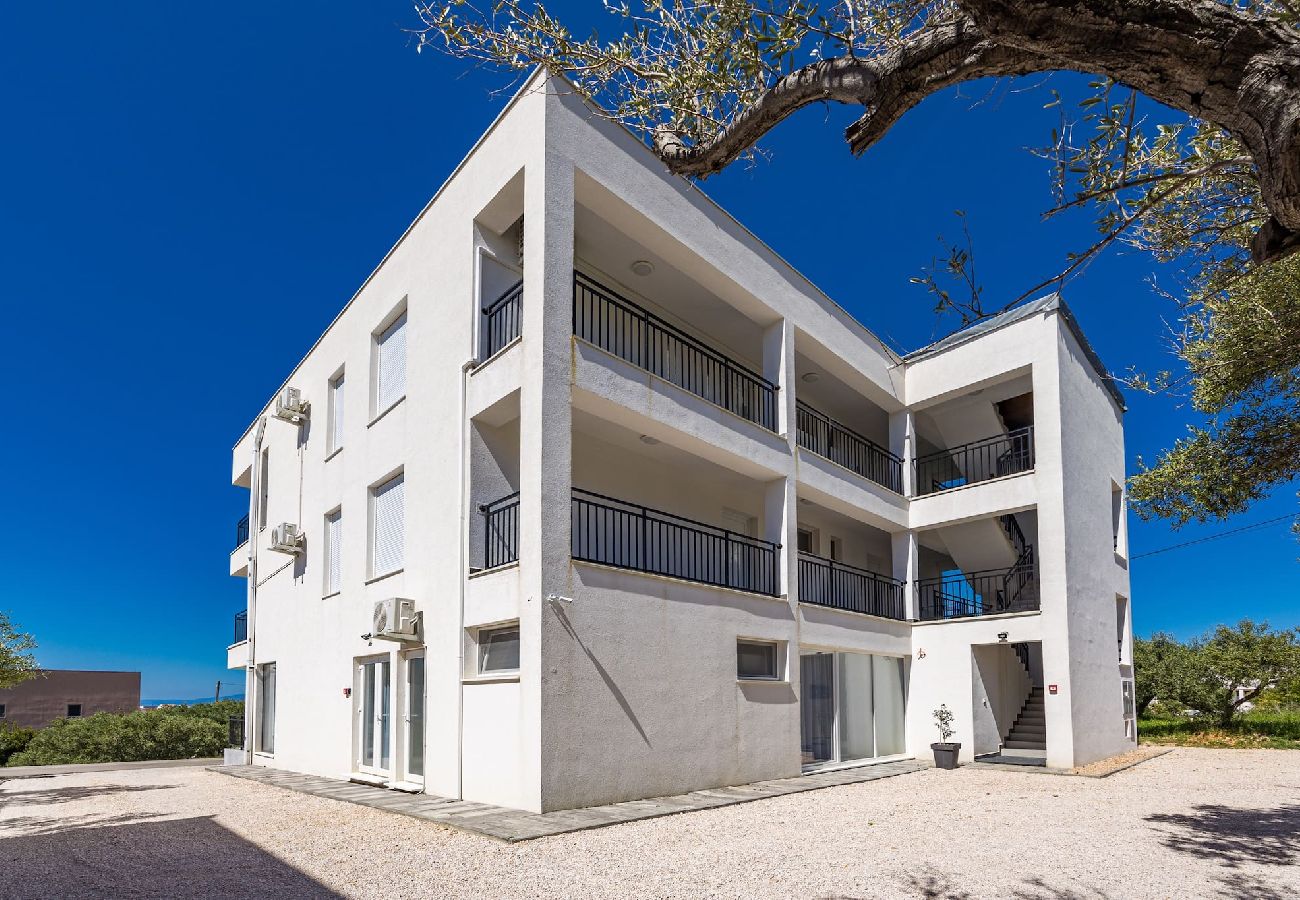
[915,552,1039,621]
[482,280,523,358]
[796,401,903,493]
[798,552,905,620]
[479,491,521,570]
[573,271,778,431]
[914,426,1035,496]
[233,610,248,644]
[1000,513,1027,557]
[228,715,244,749]
[234,513,250,552]
[571,488,780,596]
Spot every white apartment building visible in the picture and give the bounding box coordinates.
[225,70,1137,813]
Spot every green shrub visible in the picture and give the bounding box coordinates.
[0,723,35,765]
[7,708,226,766]
[161,699,244,726]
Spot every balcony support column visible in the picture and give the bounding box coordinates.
[764,476,796,601]
[892,531,919,620]
[889,409,915,497]
[762,318,796,440]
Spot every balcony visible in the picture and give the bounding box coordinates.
[478,491,520,570]
[915,554,1039,621]
[796,401,902,493]
[798,552,905,620]
[230,513,251,577]
[571,488,780,596]
[482,280,523,359]
[573,271,779,432]
[228,610,249,669]
[914,426,1035,496]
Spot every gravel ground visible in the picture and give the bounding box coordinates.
[1,748,1296,899]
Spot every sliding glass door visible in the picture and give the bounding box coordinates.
[800,650,907,769]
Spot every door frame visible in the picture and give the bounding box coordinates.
[354,654,393,778]
[401,650,426,787]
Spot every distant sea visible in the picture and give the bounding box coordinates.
[141,694,244,708]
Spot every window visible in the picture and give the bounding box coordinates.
[0,704,6,718]
[374,312,407,414]
[257,448,270,530]
[328,371,345,453]
[370,473,405,577]
[67,704,82,718]
[737,640,781,680]
[258,663,277,753]
[478,624,520,675]
[829,537,842,562]
[324,509,343,595]
[797,529,814,554]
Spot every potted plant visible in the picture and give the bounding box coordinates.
[931,704,961,769]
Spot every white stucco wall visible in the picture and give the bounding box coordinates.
[230,70,1136,813]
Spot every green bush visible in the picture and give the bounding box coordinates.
[6,706,229,766]
[164,699,244,726]
[0,723,35,765]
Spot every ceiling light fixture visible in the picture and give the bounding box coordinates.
[630,259,655,277]
[638,434,660,445]
[802,372,821,383]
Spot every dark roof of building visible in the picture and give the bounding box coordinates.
[903,294,1126,411]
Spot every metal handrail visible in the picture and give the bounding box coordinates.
[797,551,905,620]
[572,271,779,431]
[571,488,780,596]
[795,401,903,493]
[915,555,1040,621]
[914,426,1035,496]
[478,491,521,570]
[234,514,250,552]
[482,280,523,358]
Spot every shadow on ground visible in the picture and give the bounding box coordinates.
[895,870,1113,899]
[0,815,340,899]
[1146,803,1300,868]
[0,782,178,806]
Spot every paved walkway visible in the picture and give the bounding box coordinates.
[216,758,926,842]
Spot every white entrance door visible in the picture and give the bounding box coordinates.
[404,653,425,786]
[356,657,392,776]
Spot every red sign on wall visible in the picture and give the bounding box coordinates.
[1048,684,1059,695]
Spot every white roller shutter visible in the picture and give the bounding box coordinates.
[325,509,343,594]
[371,474,405,576]
[375,313,407,412]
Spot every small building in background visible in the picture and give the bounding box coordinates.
[0,670,141,729]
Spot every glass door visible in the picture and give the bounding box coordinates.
[800,650,908,769]
[800,652,836,766]
[356,657,392,776]
[404,653,425,786]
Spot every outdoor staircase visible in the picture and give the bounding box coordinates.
[1004,686,1047,750]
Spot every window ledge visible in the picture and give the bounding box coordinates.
[368,395,406,428]
[462,674,520,685]
[322,590,342,600]
[325,446,344,463]
[365,569,404,585]
[737,678,789,685]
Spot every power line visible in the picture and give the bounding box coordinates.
[1130,514,1298,560]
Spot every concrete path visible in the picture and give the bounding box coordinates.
[1,758,222,779]
[216,758,926,842]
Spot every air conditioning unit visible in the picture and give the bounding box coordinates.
[372,598,420,642]
[273,387,309,424]
[269,523,304,554]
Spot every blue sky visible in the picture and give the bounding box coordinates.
[2,4,1295,700]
